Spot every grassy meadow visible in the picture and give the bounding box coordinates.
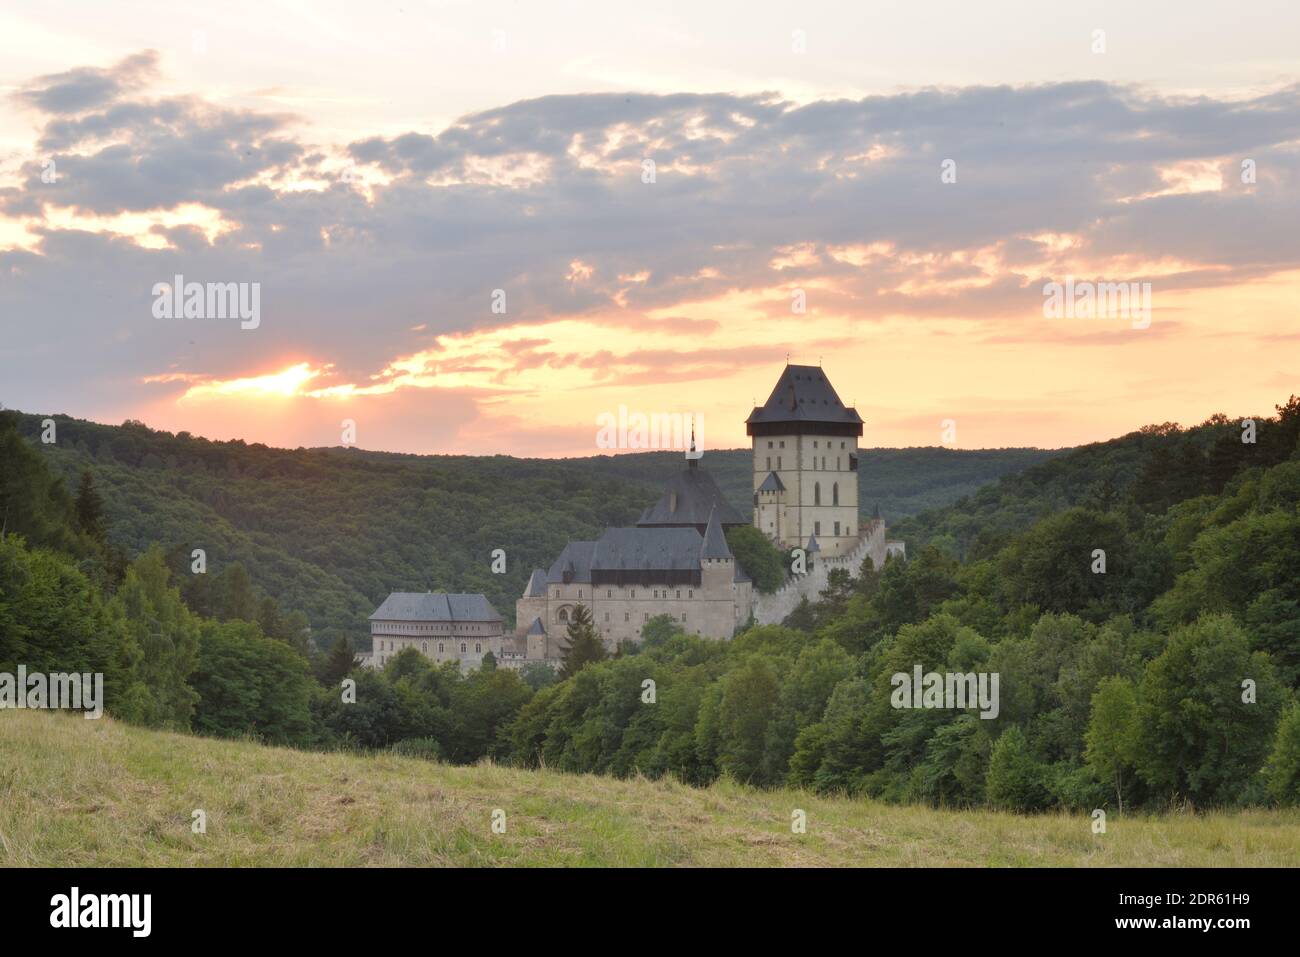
[2,710,1297,867]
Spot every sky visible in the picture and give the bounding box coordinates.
[1,1,1298,456]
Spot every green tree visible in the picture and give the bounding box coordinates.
[1135,615,1285,806]
[321,636,356,686]
[725,525,785,593]
[1265,702,1300,806]
[559,604,606,679]
[73,468,106,542]
[191,619,315,745]
[1084,676,1140,812]
[986,725,1051,811]
[108,546,201,729]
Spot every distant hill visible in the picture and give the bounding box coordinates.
[893,409,1297,559]
[575,446,1060,521]
[10,411,1058,646]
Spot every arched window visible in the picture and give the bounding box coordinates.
[475,643,481,653]
[438,643,444,653]
[833,482,839,506]
[460,643,467,653]
[558,608,569,623]
[814,482,821,505]
[422,642,428,653]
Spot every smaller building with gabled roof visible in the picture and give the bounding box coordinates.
[368,591,504,669]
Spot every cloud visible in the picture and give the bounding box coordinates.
[3,52,1300,451]
[15,50,160,115]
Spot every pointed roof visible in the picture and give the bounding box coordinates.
[746,364,863,435]
[700,506,732,560]
[524,569,548,598]
[757,470,785,493]
[805,533,821,553]
[637,463,745,528]
[526,617,547,636]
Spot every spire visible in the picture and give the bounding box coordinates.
[688,421,698,468]
[805,532,821,553]
[700,505,731,560]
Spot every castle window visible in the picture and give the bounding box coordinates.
[676,590,681,598]
[460,643,467,653]
[631,590,636,599]
[840,441,845,449]
[422,642,428,653]
[814,482,821,505]
[777,457,782,469]
[439,643,444,653]
[559,609,568,622]
[624,612,629,622]
[688,590,693,598]
[607,590,612,598]
[833,482,839,506]
[644,612,649,622]
[837,457,841,470]
[813,440,818,448]
[815,522,822,535]
[834,522,841,536]
[681,613,687,622]
[766,457,771,470]
[475,643,481,653]
[605,612,610,622]
[767,441,773,448]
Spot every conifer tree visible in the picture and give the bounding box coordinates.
[559,604,606,679]
[74,468,106,542]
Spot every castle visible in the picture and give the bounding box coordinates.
[364,364,900,671]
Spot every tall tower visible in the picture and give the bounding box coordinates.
[746,364,863,558]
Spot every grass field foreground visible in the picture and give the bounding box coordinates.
[2,710,1298,867]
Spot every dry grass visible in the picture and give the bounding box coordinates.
[3,710,1298,867]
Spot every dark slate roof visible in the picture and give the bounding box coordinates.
[746,364,863,427]
[700,507,732,560]
[369,592,502,622]
[524,569,548,598]
[543,526,750,583]
[757,470,785,493]
[546,541,597,583]
[637,463,746,528]
[806,533,821,553]
[526,617,546,636]
[591,527,705,573]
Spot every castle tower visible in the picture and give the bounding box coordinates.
[746,364,863,558]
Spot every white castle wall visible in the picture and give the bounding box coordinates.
[752,519,889,625]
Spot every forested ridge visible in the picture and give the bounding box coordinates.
[2,411,1056,644]
[3,399,1299,813]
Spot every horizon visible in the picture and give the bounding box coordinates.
[10,390,1289,460]
[3,2,1299,456]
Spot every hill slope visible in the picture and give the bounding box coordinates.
[11,412,1058,645]
[2,710,1296,867]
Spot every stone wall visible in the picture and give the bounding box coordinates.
[752,519,888,625]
